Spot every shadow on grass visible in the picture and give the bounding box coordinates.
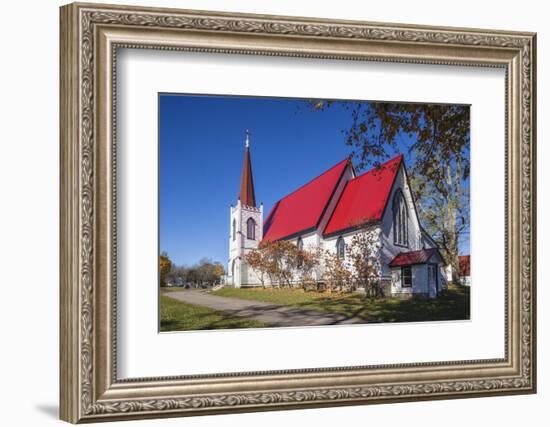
[160,296,268,332]
[293,285,470,323]
[211,284,470,325]
[162,285,470,331]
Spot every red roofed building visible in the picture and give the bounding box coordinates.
[458,255,471,286]
[227,134,447,298]
[262,158,351,242]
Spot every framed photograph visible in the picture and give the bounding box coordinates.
[157,94,470,332]
[60,2,537,423]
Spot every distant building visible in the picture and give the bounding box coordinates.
[165,277,184,287]
[226,132,447,298]
[459,255,471,286]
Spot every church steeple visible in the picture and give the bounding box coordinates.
[239,130,256,207]
[228,130,263,287]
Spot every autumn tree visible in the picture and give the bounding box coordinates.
[159,252,172,286]
[309,101,469,281]
[322,250,352,293]
[164,258,225,288]
[264,240,297,287]
[247,240,322,289]
[290,245,322,290]
[212,263,225,284]
[245,249,269,288]
[170,266,189,283]
[186,267,199,286]
[245,240,287,287]
[193,258,225,286]
[347,225,383,297]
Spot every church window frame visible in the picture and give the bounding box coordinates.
[393,189,409,247]
[246,217,256,240]
[336,236,345,260]
[232,219,236,241]
[402,266,412,287]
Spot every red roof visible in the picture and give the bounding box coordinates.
[389,248,440,267]
[262,158,350,242]
[459,255,470,277]
[323,155,403,236]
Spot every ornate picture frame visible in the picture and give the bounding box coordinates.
[60,2,536,423]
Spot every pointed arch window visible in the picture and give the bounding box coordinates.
[232,219,236,241]
[246,217,256,240]
[297,237,303,251]
[393,189,409,246]
[336,236,345,260]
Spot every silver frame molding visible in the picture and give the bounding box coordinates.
[60,2,537,423]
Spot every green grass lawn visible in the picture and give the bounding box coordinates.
[160,295,268,332]
[210,284,470,323]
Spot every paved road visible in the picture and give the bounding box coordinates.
[162,290,366,327]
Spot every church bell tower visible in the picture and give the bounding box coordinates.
[228,131,263,287]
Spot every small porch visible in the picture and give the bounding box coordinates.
[389,248,444,299]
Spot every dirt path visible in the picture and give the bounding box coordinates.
[162,290,366,327]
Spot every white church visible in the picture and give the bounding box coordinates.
[227,133,447,298]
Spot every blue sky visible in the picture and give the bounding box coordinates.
[159,94,470,267]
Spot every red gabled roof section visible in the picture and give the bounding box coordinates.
[389,248,439,267]
[323,155,403,236]
[262,158,350,242]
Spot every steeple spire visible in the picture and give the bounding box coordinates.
[239,130,256,207]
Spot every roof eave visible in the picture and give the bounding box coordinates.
[262,226,318,244]
[323,219,381,239]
